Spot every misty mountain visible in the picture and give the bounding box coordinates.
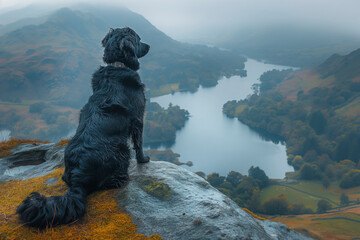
[0,6,246,107]
[0,15,48,36]
[317,48,360,81]
[0,8,105,105]
[217,26,360,67]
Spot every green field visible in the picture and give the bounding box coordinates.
[259,181,348,211]
[260,185,329,211]
[285,181,341,204]
[149,83,180,97]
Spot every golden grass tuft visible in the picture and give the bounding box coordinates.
[0,168,161,240]
[0,138,49,158]
[241,208,267,221]
[55,138,71,148]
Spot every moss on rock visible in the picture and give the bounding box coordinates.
[140,177,172,200]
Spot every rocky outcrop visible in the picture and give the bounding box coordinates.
[119,160,310,240]
[0,143,64,182]
[0,143,311,240]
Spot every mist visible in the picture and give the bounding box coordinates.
[1,0,360,43]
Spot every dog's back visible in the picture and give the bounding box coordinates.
[63,66,146,192]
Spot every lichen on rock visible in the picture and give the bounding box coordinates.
[139,177,172,200]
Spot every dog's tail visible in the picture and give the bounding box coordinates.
[16,187,87,229]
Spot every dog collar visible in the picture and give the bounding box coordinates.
[108,61,127,68]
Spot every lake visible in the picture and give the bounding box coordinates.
[151,59,294,179]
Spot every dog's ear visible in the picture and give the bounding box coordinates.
[120,39,136,59]
[101,28,114,47]
[120,38,139,70]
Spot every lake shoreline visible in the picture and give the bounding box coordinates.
[151,59,294,179]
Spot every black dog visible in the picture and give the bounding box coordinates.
[16,27,150,229]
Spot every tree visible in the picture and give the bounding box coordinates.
[262,194,289,215]
[317,200,331,213]
[299,163,322,180]
[290,203,313,215]
[219,181,233,190]
[335,133,360,164]
[340,169,360,189]
[248,189,261,212]
[340,193,350,206]
[309,110,327,135]
[302,137,320,155]
[248,166,269,188]
[291,155,304,170]
[303,150,318,163]
[207,173,225,188]
[226,171,243,187]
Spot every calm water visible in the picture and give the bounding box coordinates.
[151,59,294,179]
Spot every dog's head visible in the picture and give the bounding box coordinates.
[101,27,150,71]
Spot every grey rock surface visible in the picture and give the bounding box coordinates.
[0,143,64,182]
[118,160,311,240]
[0,144,311,239]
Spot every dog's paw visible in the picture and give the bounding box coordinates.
[137,156,150,164]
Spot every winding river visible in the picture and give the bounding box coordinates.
[151,59,294,179]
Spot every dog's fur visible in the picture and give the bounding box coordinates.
[16,27,150,229]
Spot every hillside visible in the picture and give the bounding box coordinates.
[223,48,360,182]
[222,50,360,238]
[0,6,246,106]
[0,6,246,141]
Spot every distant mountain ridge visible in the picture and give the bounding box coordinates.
[317,48,360,81]
[0,6,246,107]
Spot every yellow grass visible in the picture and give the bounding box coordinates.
[0,167,161,240]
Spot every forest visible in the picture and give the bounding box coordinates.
[0,101,189,147]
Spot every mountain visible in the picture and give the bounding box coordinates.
[0,15,48,36]
[317,48,360,81]
[0,4,54,25]
[0,6,246,107]
[0,8,105,105]
[216,26,360,67]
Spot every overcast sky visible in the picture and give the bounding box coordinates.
[1,0,360,41]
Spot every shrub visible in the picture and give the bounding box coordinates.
[317,200,331,213]
[207,173,225,187]
[262,194,289,215]
[299,163,322,180]
[340,193,350,206]
[248,166,269,188]
[340,169,360,189]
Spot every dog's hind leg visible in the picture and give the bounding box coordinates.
[131,118,150,164]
